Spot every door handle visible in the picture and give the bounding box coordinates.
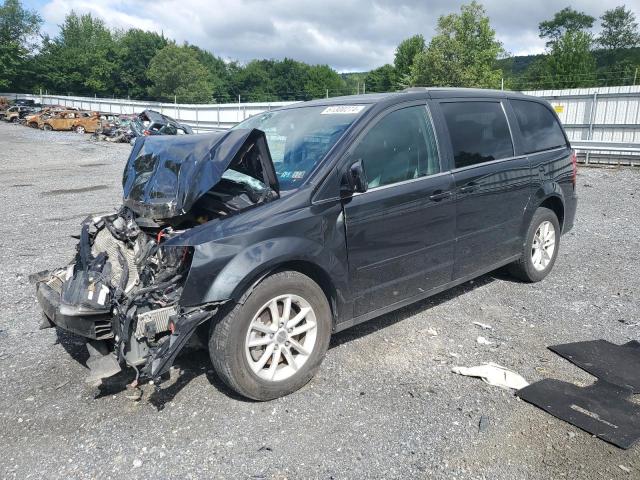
[459,182,477,194]
[429,190,452,201]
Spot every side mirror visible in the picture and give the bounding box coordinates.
[341,159,368,195]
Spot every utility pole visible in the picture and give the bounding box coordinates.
[326,89,329,98]
[356,82,359,95]
[634,67,638,86]
[501,78,504,90]
[363,82,366,94]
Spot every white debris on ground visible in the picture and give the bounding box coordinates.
[473,321,493,330]
[451,363,529,390]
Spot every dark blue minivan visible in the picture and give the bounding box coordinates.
[34,88,577,400]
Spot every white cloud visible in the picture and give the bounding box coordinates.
[36,0,640,71]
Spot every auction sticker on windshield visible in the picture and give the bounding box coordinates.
[321,105,365,115]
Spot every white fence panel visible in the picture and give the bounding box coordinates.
[3,86,639,164]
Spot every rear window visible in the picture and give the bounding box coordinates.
[511,100,567,154]
[441,101,514,169]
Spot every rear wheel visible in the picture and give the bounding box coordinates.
[74,125,86,134]
[209,271,332,400]
[509,207,560,282]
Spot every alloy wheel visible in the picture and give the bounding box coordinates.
[245,294,318,382]
[531,220,556,271]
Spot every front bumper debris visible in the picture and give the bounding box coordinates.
[36,280,113,340]
[31,210,221,386]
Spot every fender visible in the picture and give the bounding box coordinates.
[179,236,351,316]
[519,181,566,240]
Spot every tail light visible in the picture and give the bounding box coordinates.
[143,129,151,136]
[570,150,577,187]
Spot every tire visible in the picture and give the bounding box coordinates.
[74,125,85,134]
[42,124,52,131]
[28,122,38,128]
[209,270,332,401]
[509,207,560,282]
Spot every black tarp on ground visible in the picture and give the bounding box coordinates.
[517,379,640,449]
[549,340,640,393]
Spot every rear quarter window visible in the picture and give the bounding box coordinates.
[511,99,567,154]
[440,101,514,169]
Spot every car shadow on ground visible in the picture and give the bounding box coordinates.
[55,269,518,407]
[329,271,510,349]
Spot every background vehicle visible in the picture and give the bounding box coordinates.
[71,112,118,134]
[2,105,35,123]
[25,106,78,128]
[92,114,137,142]
[41,110,91,131]
[12,98,38,107]
[129,109,193,138]
[33,89,577,401]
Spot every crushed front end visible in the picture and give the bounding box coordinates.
[33,209,220,384]
[32,128,278,386]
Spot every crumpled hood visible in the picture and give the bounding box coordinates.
[122,128,278,220]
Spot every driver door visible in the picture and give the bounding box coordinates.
[342,104,456,317]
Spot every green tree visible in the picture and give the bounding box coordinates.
[147,43,213,102]
[0,0,41,90]
[186,44,231,100]
[393,34,424,85]
[598,6,640,50]
[117,29,168,98]
[542,30,597,88]
[410,1,504,89]
[228,59,276,101]
[539,7,595,47]
[305,64,346,98]
[271,58,310,100]
[36,12,119,95]
[365,64,396,92]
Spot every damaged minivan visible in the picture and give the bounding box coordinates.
[34,88,577,400]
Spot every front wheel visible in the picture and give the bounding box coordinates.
[209,271,332,401]
[42,124,53,131]
[509,207,560,282]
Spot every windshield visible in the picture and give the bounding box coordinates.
[233,105,367,190]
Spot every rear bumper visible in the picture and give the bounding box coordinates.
[36,282,114,340]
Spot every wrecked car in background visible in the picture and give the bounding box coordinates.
[24,106,78,128]
[92,114,137,143]
[40,110,87,131]
[92,110,193,144]
[130,109,193,138]
[71,112,119,134]
[2,105,36,123]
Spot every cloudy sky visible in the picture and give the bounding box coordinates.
[24,0,640,71]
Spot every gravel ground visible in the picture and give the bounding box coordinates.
[0,121,639,479]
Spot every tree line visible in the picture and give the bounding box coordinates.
[1,0,639,103]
